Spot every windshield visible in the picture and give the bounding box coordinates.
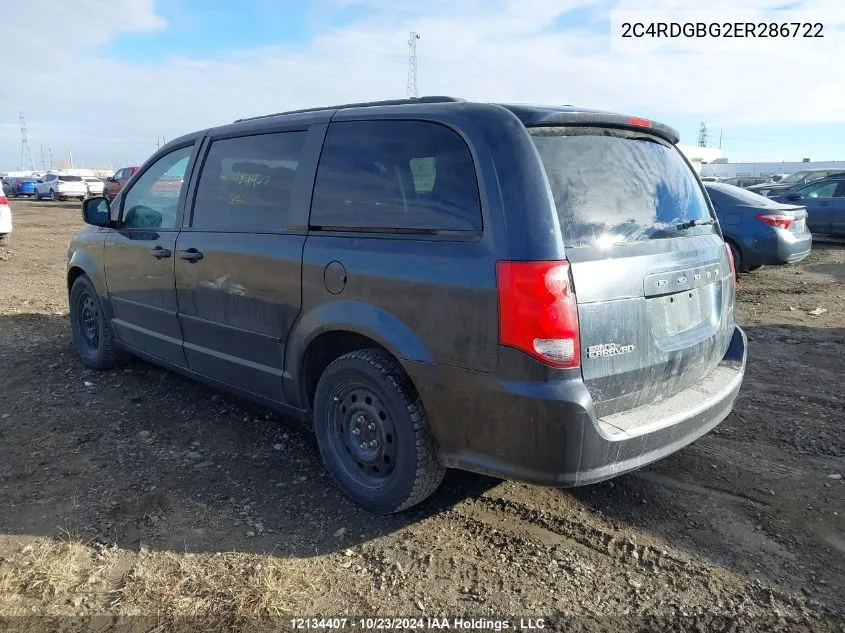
[530,127,715,247]
[706,183,786,208]
[58,175,83,182]
[780,171,819,184]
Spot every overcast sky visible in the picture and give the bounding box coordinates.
[1,0,844,171]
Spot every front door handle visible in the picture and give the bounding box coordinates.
[178,248,204,262]
[149,245,171,259]
[818,201,830,206]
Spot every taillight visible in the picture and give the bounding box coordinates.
[756,213,794,230]
[0,195,7,205]
[724,243,737,291]
[496,260,581,368]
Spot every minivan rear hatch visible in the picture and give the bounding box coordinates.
[529,125,735,417]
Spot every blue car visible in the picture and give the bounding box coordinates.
[8,177,38,198]
[705,182,812,272]
[769,175,845,236]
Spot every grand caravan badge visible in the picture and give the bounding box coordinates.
[587,343,636,359]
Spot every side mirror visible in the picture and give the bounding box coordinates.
[81,196,111,227]
[785,192,801,201]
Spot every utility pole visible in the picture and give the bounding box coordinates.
[407,31,420,98]
[48,147,53,170]
[40,145,46,171]
[719,128,723,149]
[19,111,35,171]
[697,122,708,147]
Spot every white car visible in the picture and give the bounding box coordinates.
[34,173,88,201]
[83,177,105,196]
[0,192,12,246]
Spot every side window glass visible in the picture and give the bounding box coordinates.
[798,181,837,199]
[121,145,193,230]
[310,120,482,232]
[191,131,306,231]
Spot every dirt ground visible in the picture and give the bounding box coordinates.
[1,198,843,632]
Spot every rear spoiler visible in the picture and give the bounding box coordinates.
[521,110,680,145]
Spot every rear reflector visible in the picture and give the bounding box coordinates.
[755,213,794,230]
[496,260,581,368]
[627,116,652,128]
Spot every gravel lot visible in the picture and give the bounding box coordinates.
[1,199,843,632]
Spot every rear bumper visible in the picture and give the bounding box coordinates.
[406,326,747,486]
[739,228,812,268]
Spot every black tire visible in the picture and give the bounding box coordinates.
[34,189,41,200]
[0,234,8,246]
[313,348,445,514]
[69,275,124,369]
[49,189,57,202]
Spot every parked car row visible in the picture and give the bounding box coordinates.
[747,168,845,197]
[1,169,135,202]
[703,168,845,197]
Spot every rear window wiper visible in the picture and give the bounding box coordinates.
[676,218,716,230]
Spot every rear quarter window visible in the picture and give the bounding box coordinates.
[310,120,482,232]
[530,127,715,247]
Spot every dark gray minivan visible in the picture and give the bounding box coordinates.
[67,97,747,513]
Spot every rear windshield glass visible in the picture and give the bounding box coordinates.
[58,175,83,182]
[530,127,715,247]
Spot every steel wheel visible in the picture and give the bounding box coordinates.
[75,291,100,354]
[327,382,398,487]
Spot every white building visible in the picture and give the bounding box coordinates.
[700,160,845,179]
[677,145,725,173]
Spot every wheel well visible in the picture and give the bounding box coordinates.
[301,331,391,411]
[67,266,86,291]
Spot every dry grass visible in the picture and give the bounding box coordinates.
[113,551,327,629]
[0,539,94,607]
[0,537,332,630]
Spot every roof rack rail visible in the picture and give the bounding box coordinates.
[234,96,465,123]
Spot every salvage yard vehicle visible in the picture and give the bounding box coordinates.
[770,175,845,236]
[0,193,11,245]
[66,97,747,513]
[747,168,845,197]
[103,166,138,201]
[4,177,38,198]
[84,177,105,197]
[34,173,88,201]
[704,182,812,271]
